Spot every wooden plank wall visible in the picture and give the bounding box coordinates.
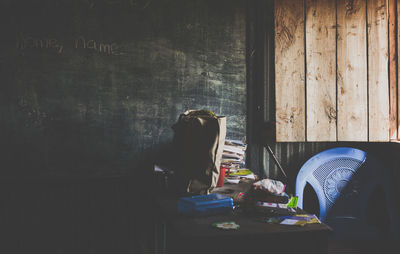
[337,0,368,141]
[305,0,337,141]
[396,0,400,139]
[274,0,306,141]
[389,0,397,140]
[275,0,392,142]
[368,0,390,141]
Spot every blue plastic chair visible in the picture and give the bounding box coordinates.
[295,147,367,221]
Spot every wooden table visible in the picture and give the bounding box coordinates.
[155,181,332,254]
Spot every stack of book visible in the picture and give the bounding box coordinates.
[221,140,255,184]
[221,139,247,170]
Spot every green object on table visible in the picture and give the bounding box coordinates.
[229,169,253,176]
[286,196,298,208]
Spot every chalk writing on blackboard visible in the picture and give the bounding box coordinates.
[74,36,119,55]
[16,34,64,54]
[16,34,122,56]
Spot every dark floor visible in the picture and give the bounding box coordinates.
[327,236,393,254]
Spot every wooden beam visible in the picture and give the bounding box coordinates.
[368,0,390,141]
[389,0,397,140]
[305,0,337,141]
[337,0,368,141]
[394,0,400,140]
[275,0,306,142]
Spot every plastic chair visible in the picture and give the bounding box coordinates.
[296,147,399,243]
[295,147,367,221]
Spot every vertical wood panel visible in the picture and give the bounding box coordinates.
[337,0,368,141]
[389,0,397,139]
[368,0,390,141]
[305,0,337,141]
[275,0,306,142]
[396,0,400,139]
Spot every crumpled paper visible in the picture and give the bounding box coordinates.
[253,178,286,195]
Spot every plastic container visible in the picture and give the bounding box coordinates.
[216,167,226,187]
[178,193,234,216]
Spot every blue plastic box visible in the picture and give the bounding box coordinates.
[178,193,234,215]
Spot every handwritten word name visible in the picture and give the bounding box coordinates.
[16,35,64,54]
[74,37,119,55]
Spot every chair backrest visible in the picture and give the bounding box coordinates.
[295,147,367,221]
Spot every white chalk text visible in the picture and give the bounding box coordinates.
[74,36,119,55]
[16,34,121,56]
[17,34,64,54]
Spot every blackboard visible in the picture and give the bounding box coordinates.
[0,0,246,176]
